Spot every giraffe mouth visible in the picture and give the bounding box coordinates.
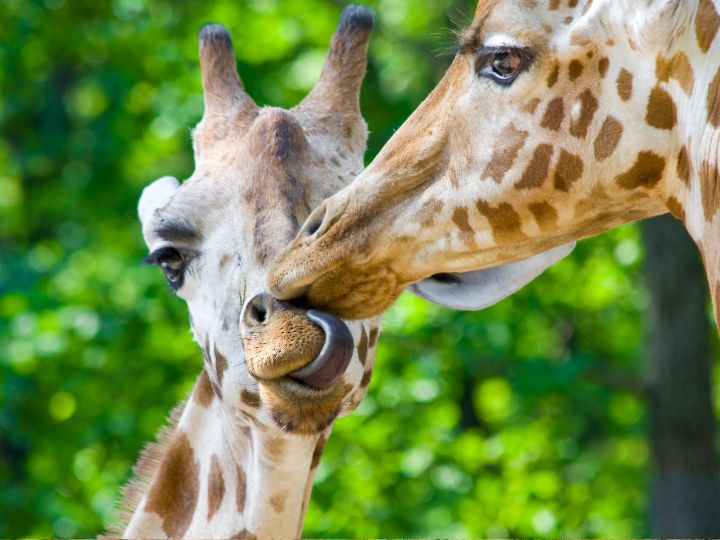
[288,310,354,390]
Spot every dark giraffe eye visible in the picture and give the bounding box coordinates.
[145,246,186,288]
[475,47,533,86]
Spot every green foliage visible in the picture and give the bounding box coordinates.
[0,0,709,537]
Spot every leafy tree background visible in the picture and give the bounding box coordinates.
[1,0,718,537]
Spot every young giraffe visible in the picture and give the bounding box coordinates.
[106,7,381,538]
[269,0,720,332]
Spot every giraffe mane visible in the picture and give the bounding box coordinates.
[102,398,188,537]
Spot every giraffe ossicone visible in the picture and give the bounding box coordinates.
[269,0,720,333]
[108,6,381,539]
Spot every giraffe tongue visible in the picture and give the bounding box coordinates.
[289,310,354,390]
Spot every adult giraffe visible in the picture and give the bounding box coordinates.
[268,0,720,331]
[107,7,381,538]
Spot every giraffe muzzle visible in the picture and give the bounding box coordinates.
[241,293,355,390]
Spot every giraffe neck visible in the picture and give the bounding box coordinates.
[662,2,720,327]
[115,371,326,539]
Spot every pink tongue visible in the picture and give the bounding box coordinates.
[289,310,354,389]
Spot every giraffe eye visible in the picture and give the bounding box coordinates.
[145,246,186,288]
[475,47,533,86]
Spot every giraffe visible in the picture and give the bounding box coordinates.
[106,6,381,538]
[268,0,720,333]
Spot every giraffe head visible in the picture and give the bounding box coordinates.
[139,7,380,435]
[269,0,720,320]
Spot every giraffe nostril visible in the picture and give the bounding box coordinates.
[243,293,274,327]
[300,204,327,239]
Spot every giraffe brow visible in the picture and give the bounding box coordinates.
[154,218,202,244]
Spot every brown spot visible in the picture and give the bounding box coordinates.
[708,67,720,127]
[696,0,720,53]
[240,389,261,408]
[219,254,230,269]
[515,144,554,190]
[616,69,633,101]
[646,86,677,130]
[568,0,578,6]
[236,465,247,514]
[144,433,199,538]
[615,151,666,190]
[522,97,542,114]
[357,325,369,366]
[417,198,444,227]
[656,52,695,96]
[594,116,623,161]
[207,455,225,521]
[231,529,257,540]
[452,207,476,247]
[553,150,584,191]
[598,57,609,78]
[194,369,215,407]
[360,369,373,388]
[666,196,686,221]
[547,62,560,88]
[215,349,228,387]
[476,200,526,242]
[570,89,598,138]
[270,490,288,514]
[482,125,529,183]
[677,146,692,186]
[541,97,565,131]
[368,327,379,348]
[311,435,328,469]
[528,201,559,232]
[701,161,720,220]
[568,59,584,80]
[550,0,560,9]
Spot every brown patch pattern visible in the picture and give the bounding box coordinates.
[144,432,199,538]
[656,52,695,95]
[569,89,598,138]
[194,369,215,407]
[515,144,554,189]
[598,57,609,78]
[476,200,525,242]
[368,327,379,348]
[646,86,677,130]
[547,62,560,88]
[593,116,623,161]
[215,349,229,387]
[615,151,666,190]
[207,454,225,521]
[701,161,720,221]
[708,67,720,128]
[616,69,633,101]
[482,125,529,183]
[541,97,565,131]
[240,389,261,408]
[357,325,369,367]
[528,201,558,232]
[236,465,247,514]
[677,146,692,186]
[553,150,584,192]
[269,490,288,514]
[666,196,686,221]
[568,59,584,81]
[417,198,444,227]
[696,0,720,53]
[452,207,477,247]
[522,97,541,114]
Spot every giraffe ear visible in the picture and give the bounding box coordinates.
[408,243,575,311]
[138,176,180,247]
